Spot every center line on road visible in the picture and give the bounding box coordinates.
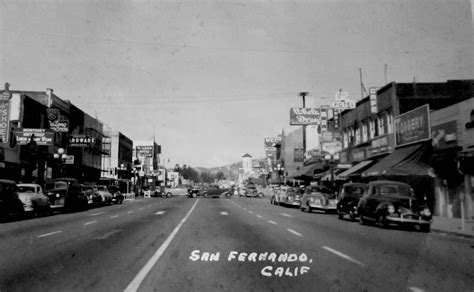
[280,213,293,218]
[125,199,199,292]
[248,211,253,214]
[139,207,144,210]
[221,211,228,215]
[127,211,134,214]
[322,246,365,267]
[90,212,105,216]
[155,211,165,215]
[37,230,62,238]
[287,228,303,237]
[84,221,97,226]
[110,215,119,219]
[256,215,263,219]
[268,220,278,225]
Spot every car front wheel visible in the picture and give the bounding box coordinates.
[377,214,388,228]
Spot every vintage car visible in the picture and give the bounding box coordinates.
[188,185,205,198]
[270,186,289,205]
[336,183,368,221]
[283,187,304,207]
[0,179,24,221]
[17,183,51,215]
[81,184,102,206]
[300,185,337,213]
[152,186,173,197]
[108,185,124,204]
[357,180,432,232]
[44,178,88,211]
[244,184,264,198]
[201,184,234,198]
[96,185,113,205]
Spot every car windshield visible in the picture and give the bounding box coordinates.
[343,185,367,197]
[17,186,36,193]
[44,182,67,191]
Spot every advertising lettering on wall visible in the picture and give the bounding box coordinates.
[136,145,154,158]
[69,134,96,147]
[14,128,54,145]
[368,133,394,157]
[431,120,457,150]
[49,120,69,132]
[394,104,431,147]
[289,108,321,125]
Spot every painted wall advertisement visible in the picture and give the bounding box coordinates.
[394,104,431,147]
[289,108,321,125]
[69,135,96,147]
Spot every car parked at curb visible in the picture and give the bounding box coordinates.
[44,178,88,212]
[108,185,124,204]
[96,185,113,205]
[0,179,24,221]
[244,184,264,198]
[300,185,337,213]
[337,183,368,221]
[357,180,432,232]
[270,186,290,205]
[17,183,51,216]
[81,184,102,207]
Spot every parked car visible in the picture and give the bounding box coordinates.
[96,185,113,205]
[17,183,51,216]
[357,180,432,232]
[44,178,88,211]
[188,185,204,198]
[80,184,102,206]
[152,186,172,197]
[282,187,304,207]
[270,185,290,205]
[0,179,24,221]
[202,184,234,198]
[336,183,368,221]
[300,185,337,213]
[244,184,264,198]
[108,185,124,204]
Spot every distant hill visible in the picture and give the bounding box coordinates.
[195,157,268,181]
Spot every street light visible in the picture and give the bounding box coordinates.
[324,153,339,191]
[53,148,67,176]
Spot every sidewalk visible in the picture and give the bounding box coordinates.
[431,216,474,238]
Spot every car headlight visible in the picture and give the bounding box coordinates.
[387,205,395,213]
[421,207,431,217]
[56,193,60,198]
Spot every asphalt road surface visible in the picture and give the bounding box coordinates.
[1,194,473,292]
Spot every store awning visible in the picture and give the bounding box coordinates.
[362,142,434,177]
[336,160,373,180]
[289,162,326,179]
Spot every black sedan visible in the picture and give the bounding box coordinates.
[337,183,368,221]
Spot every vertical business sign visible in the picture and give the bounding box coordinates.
[369,87,378,114]
[0,99,9,143]
[394,104,431,147]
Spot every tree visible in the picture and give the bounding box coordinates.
[215,171,226,181]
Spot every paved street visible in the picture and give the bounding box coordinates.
[1,194,473,292]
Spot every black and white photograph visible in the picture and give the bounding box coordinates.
[0,0,473,291]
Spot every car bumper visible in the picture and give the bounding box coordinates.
[386,214,431,225]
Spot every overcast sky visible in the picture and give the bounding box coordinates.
[1,0,473,168]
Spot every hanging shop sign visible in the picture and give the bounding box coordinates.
[264,137,281,148]
[290,108,321,125]
[394,104,431,147]
[49,120,69,132]
[69,134,96,147]
[0,99,10,143]
[369,87,378,114]
[321,141,342,155]
[14,128,54,145]
[46,108,60,122]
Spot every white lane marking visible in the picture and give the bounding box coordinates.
[280,213,293,218]
[322,246,365,267]
[37,230,62,238]
[268,220,278,225]
[243,208,247,211]
[127,211,134,214]
[139,207,144,210]
[221,211,228,215]
[408,287,425,292]
[287,228,303,237]
[248,211,253,214]
[110,215,119,219]
[155,211,165,215]
[84,221,97,226]
[89,212,105,216]
[256,215,263,219]
[124,199,199,292]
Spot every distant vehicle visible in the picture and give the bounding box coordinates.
[282,187,304,207]
[336,183,368,221]
[80,184,102,206]
[244,184,264,198]
[96,185,113,205]
[0,179,24,221]
[187,185,204,198]
[300,185,337,213]
[108,185,124,204]
[17,183,51,216]
[44,178,88,211]
[202,184,234,198]
[357,180,432,232]
[152,186,172,198]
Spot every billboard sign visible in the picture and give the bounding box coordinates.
[321,141,342,155]
[0,100,10,143]
[49,120,69,132]
[14,128,54,145]
[431,120,458,150]
[290,108,321,125]
[136,145,154,157]
[264,137,281,148]
[394,104,431,147]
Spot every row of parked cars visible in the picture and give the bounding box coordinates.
[0,177,125,222]
[270,180,432,232]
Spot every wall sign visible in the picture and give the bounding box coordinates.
[290,108,321,125]
[394,104,431,147]
[14,128,54,145]
[69,134,96,147]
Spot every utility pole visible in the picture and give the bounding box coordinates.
[299,92,308,155]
